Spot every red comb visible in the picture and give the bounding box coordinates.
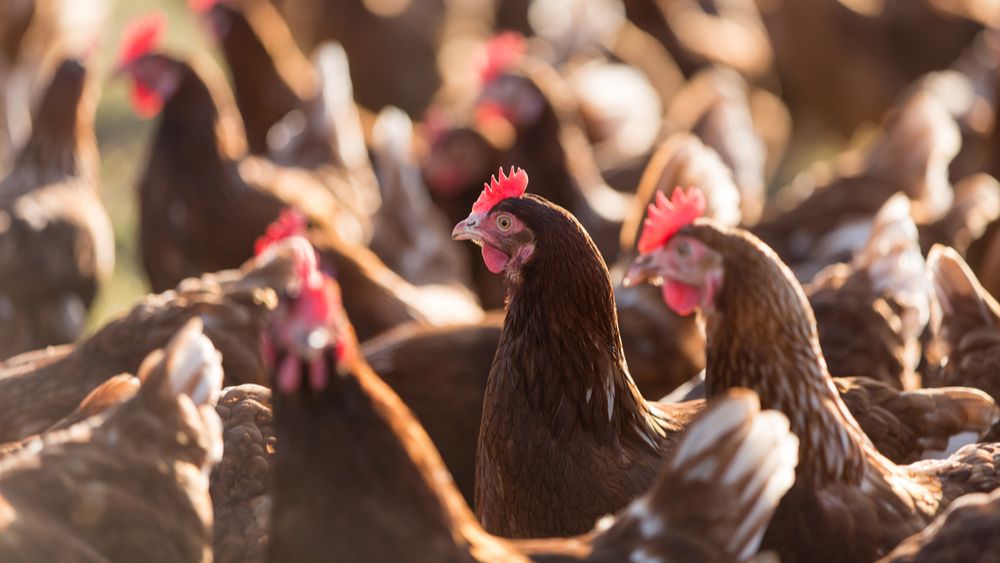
[188,0,220,12]
[118,12,166,68]
[255,209,308,256]
[478,32,525,84]
[637,188,706,254]
[472,167,529,214]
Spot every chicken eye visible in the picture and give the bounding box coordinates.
[496,214,513,231]
[675,240,691,258]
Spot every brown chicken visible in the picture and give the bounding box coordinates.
[918,173,1000,256]
[260,232,798,561]
[881,487,1000,563]
[0,318,223,562]
[927,244,1000,402]
[452,168,703,538]
[114,13,348,292]
[0,57,114,360]
[753,91,960,281]
[806,194,931,389]
[0,245,281,444]
[624,190,1000,561]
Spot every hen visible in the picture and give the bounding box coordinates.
[452,168,703,537]
[114,13,347,292]
[0,57,113,360]
[753,91,959,281]
[806,194,931,389]
[0,245,281,444]
[261,231,798,562]
[625,188,1000,561]
[0,319,223,562]
[881,487,1000,563]
[926,244,1000,402]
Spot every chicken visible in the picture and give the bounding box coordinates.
[753,91,960,281]
[806,194,931,389]
[0,247,282,444]
[451,167,703,537]
[0,57,113,360]
[193,0,382,243]
[0,318,223,562]
[114,13,350,292]
[261,231,798,561]
[624,188,1000,561]
[211,384,275,563]
[881,487,1000,563]
[367,106,475,290]
[192,0,317,157]
[926,244,1000,402]
[362,315,502,506]
[444,33,630,261]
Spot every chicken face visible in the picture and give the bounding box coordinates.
[452,209,536,275]
[423,127,497,197]
[120,54,182,118]
[259,237,352,394]
[624,234,724,316]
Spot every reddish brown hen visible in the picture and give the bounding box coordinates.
[625,189,1000,561]
[452,168,703,538]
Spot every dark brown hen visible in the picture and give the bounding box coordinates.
[0,319,223,562]
[114,14,348,292]
[626,191,1000,561]
[452,169,701,538]
[0,57,113,360]
[261,232,798,561]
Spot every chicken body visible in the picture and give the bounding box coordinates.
[0,58,113,360]
[0,320,223,562]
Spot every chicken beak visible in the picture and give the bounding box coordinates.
[623,253,661,288]
[452,216,483,243]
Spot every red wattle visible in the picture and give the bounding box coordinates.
[131,82,163,118]
[481,244,509,274]
[662,281,701,316]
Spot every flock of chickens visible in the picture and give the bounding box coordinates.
[4,0,1000,561]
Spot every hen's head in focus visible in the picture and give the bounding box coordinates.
[624,188,724,316]
[451,167,538,278]
[255,210,355,395]
[115,12,183,118]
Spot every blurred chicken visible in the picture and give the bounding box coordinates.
[193,0,382,244]
[754,91,960,281]
[114,13,353,292]
[927,245,1000,403]
[806,194,931,389]
[367,107,475,290]
[0,319,222,562]
[882,487,1000,563]
[918,173,1000,256]
[0,57,113,360]
[0,248,284,444]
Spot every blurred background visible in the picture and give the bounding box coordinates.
[3,0,998,330]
